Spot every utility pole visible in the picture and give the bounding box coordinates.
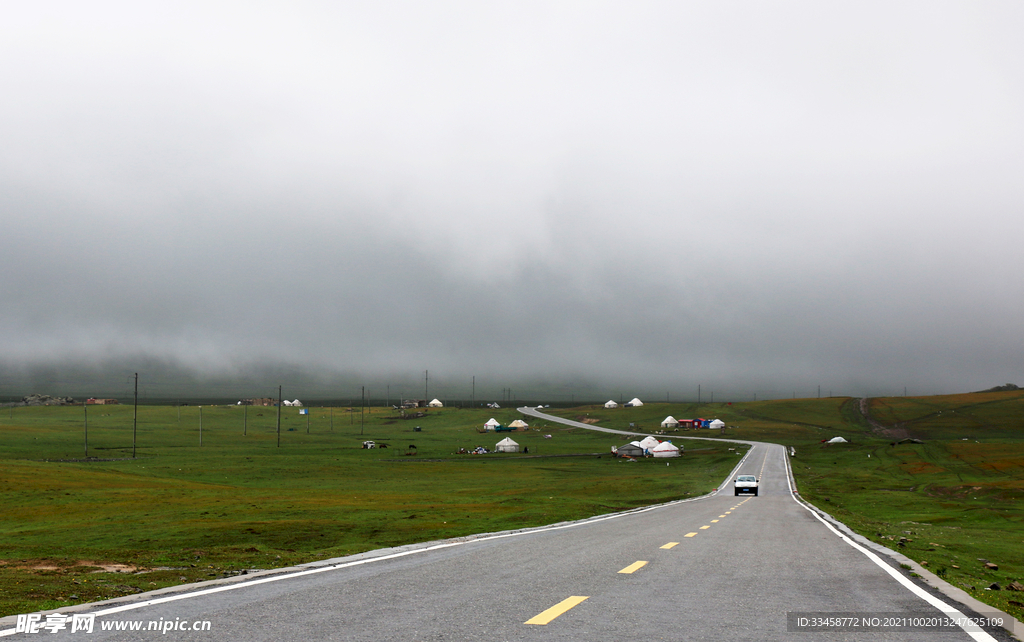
[360,386,365,436]
[244,403,247,436]
[424,370,428,401]
[276,385,282,447]
[133,373,138,459]
[330,405,333,432]
[698,384,701,406]
[472,376,475,408]
[83,401,88,458]
[199,406,203,446]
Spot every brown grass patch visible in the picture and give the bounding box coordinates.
[900,462,946,475]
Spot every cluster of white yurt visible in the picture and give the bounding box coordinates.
[615,436,681,457]
[607,397,645,408]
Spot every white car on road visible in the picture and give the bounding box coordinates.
[734,475,759,496]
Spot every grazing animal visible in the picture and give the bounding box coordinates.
[378,443,388,448]
[408,444,417,449]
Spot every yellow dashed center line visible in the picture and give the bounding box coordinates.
[618,561,648,574]
[684,532,697,537]
[710,519,719,523]
[699,525,710,530]
[525,596,590,625]
[661,542,679,549]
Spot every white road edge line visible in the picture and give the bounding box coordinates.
[781,444,998,642]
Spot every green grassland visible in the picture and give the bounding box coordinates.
[0,403,741,617]
[3,392,1021,622]
[547,392,1024,621]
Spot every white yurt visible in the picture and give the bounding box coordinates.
[604,400,618,408]
[428,398,443,407]
[638,436,660,452]
[827,436,848,444]
[628,397,644,406]
[709,419,725,430]
[661,416,679,428]
[509,419,529,429]
[282,400,294,407]
[484,418,501,431]
[495,437,520,453]
[652,441,681,458]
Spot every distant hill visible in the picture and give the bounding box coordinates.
[975,383,1020,392]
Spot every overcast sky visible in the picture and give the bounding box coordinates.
[2,1,1022,400]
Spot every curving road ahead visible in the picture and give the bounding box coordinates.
[1,410,1015,641]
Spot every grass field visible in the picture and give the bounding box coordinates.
[0,403,742,617]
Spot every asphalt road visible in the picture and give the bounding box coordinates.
[1,411,1014,641]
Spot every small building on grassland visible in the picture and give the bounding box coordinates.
[615,443,644,458]
[638,436,660,452]
[86,398,119,405]
[495,437,520,453]
[240,398,275,406]
[652,441,681,458]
